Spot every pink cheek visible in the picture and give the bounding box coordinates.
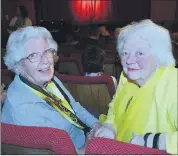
[136,57,149,69]
[120,57,127,66]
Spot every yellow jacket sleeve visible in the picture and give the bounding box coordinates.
[166,96,178,154]
[104,73,127,129]
[166,132,177,154]
[104,91,117,124]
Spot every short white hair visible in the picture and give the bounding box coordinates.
[117,19,175,66]
[4,26,58,73]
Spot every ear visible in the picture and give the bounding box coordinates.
[14,62,25,75]
[18,59,25,66]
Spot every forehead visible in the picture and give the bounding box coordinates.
[123,35,151,51]
[24,38,48,55]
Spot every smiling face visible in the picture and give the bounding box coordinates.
[120,36,158,86]
[20,38,55,86]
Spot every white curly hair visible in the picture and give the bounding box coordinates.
[4,26,58,73]
[117,19,175,66]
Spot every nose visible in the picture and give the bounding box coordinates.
[126,55,136,65]
[40,55,51,65]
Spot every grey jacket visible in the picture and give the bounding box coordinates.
[2,75,99,150]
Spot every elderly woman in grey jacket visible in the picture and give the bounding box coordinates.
[2,26,102,154]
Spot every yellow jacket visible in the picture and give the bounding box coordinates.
[104,66,177,154]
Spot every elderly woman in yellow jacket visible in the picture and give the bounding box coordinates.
[94,19,177,154]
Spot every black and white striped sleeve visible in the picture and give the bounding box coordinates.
[143,133,166,150]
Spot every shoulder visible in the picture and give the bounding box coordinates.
[6,75,44,104]
[156,67,177,91]
[116,72,128,91]
[53,76,75,103]
[155,67,177,106]
[53,76,70,96]
[53,76,65,88]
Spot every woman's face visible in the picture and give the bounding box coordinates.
[20,38,55,86]
[120,36,158,85]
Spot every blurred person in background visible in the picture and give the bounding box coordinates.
[7,5,32,33]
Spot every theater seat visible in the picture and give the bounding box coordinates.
[86,138,168,155]
[104,58,122,79]
[1,123,77,155]
[55,56,84,76]
[1,69,15,88]
[55,72,116,115]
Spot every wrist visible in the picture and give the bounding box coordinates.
[103,123,116,133]
[92,122,102,128]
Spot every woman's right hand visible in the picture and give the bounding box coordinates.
[1,83,7,104]
[94,123,116,139]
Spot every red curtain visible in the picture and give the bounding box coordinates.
[71,0,112,24]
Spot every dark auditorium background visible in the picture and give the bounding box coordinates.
[1,1,178,154]
[1,0,178,47]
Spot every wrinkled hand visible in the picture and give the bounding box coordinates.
[1,83,5,92]
[1,91,7,104]
[87,122,102,140]
[78,126,101,155]
[94,123,116,139]
[130,132,166,151]
[1,84,6,104]
[92,122,102,132]
[130,132,145,146]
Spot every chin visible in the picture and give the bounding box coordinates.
[44,74,53,81]
[44,72,54,80]
[38,69,54,82]
[126,73,141,81]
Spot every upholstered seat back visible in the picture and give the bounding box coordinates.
[104,58,122,79]
[56,57,84,76]
[1,123,77,155]
[2,143,56,155]
[86,138,168,155]
[55,73,116,115]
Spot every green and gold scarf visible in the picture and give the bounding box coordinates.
[20,76,90,134]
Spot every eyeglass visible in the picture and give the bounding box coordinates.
[22,48,57,63]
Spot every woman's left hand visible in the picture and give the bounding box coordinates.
[78,124,102,155]
[92,122,102,131]
[1,83,7,104]
[88,122,102,139]
[130,132,166,151]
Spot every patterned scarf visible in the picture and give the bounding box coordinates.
[19,75,90,134]
[114,67,165,142]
